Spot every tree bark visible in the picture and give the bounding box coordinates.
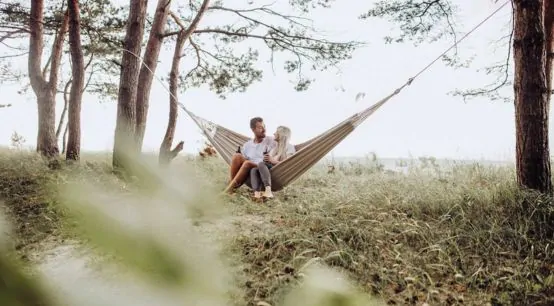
[158,0,211,166]
[66,0,85,161]
[57,54,94,148]
[112,0,148,170]
[545,0,553,98]
[513,0,551,193]
[56,79,71,141]
[135,0,172,151]
[62,122,69,154]
[28,1,69,157]
[159,30,186,166]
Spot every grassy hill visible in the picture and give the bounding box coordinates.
[0,148,552,305]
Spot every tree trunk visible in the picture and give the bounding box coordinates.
[135,0,172,151]
[159,30,186,166]
[57,54,94,149]
[36,93,59,156]
[66,0,85,161]
[158,0,211,166]
[513,0,551,193]
[28,1,68,157]
[56,79,71,142]
[112,0,148,170]
[545,0,553,98]
[62,122,69,154]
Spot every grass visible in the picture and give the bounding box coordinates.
[0,148,553,305]
[232,160,554,305]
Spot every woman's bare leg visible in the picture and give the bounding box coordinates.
[229,153,246,182]
[225,159,257,193]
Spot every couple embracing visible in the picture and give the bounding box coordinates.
[224,117,295,200]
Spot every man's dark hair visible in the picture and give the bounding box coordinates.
[250,117,263,129]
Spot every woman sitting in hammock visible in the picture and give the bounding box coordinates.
[250,126,296,200]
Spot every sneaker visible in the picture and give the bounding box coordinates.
[262,186,274,198]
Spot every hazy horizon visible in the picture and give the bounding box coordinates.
[0,144,517,168]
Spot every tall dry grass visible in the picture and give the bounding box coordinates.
[0,148,378,306]
[0,148,553,305]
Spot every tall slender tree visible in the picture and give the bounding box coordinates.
[112,0,148,169]
[28,0,68,157]
[159,1,210,165]
[0,0,127,157]
[65,0,85,161]
[361,0,554,193]
[135,0,172,151]
[151,1,362,165]
[512,0,552,192]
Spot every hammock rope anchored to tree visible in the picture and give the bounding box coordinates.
[123,0,510,191]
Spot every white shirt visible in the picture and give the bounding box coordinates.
[269,143,296,162]
[242,136,277,163]
[281,143,296,159]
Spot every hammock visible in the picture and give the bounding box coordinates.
[182,85,407,191]
[117,1,507,191]
[177,0,509,191]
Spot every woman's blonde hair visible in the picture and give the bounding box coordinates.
[270,126,292,162]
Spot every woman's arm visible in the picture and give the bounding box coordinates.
[268,156,280,165]
[269,145,296,165]
[269,154,293,165]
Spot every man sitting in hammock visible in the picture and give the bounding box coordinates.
[224,117,276,193]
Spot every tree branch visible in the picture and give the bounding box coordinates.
[0,29,27,43]
[182,37,207,79]
[162,30,180,37]
[0,51,28,59]
[193,28,342,53]
[48,9,69,89]
[56,79,71,139]
[208,4,314,28]
[28,0,48,93]
[362,0,516,101]
[41,54,52,79]
[450,3,514,102]
[166,0,211,52]
[205,6,351,47]
[82,52,95,92]
[165,2,359,95]
[169,0,210,39]
[360,0,458,45]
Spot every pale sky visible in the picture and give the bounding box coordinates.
[0,0,528,161]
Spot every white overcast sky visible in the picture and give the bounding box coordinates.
[0,0,530,161]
